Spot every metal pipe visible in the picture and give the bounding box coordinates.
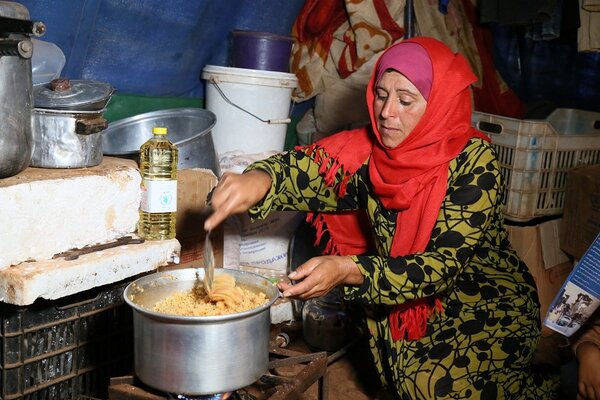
[404,0,415,39]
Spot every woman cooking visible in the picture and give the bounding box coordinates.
[205,37,559,399]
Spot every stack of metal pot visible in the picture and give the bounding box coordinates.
[31,78,114,168]
[0,1,45,178]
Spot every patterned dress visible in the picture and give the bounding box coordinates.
[248,138,559,399]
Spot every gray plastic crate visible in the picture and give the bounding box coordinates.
[472,111,600,221]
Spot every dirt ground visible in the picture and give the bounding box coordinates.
[270,322,389,400]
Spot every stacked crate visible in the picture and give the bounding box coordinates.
[0,280,135,400]
[472,108,600,221]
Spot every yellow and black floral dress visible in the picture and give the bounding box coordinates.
[247,138,559,399]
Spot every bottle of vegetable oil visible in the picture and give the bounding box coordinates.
[138,126,178,240]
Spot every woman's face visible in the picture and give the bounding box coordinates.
[373,70,427,148]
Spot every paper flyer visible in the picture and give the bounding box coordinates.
[544,232,600,337]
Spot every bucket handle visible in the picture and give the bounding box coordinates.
[209,78,294,124]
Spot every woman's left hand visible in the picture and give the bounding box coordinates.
[277,255,363,300]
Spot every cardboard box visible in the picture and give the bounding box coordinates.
[506,219,573,329]
[174,168,223,268]
[560,164,600,260]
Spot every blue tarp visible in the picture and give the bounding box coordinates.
[22,0,305,98]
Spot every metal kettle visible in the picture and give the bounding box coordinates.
[0,1,45,178]
[288,219,359,352]
[302,288,357,352]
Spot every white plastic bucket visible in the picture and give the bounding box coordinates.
[202,65,298,156]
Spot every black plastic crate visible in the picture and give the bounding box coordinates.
[0,278,136,400]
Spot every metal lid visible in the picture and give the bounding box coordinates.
[33,79,114,110]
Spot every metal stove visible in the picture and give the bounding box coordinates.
[108,338,330,400]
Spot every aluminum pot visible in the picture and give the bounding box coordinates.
[102,108,220,175]
[31,107,107,168]
[31,79,113,168]
[124,268,279,395]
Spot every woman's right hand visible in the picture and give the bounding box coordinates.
[204,170,272,231]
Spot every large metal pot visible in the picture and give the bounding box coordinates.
[101,108,220,175]
[124,268,279,395]
[31,78,114,168]
[0,2,45,178]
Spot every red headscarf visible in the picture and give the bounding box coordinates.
[302,37,488,340]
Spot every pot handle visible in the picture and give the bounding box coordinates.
[0,40,33,59]
[0,16,46,36]
[76,117,108,135]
